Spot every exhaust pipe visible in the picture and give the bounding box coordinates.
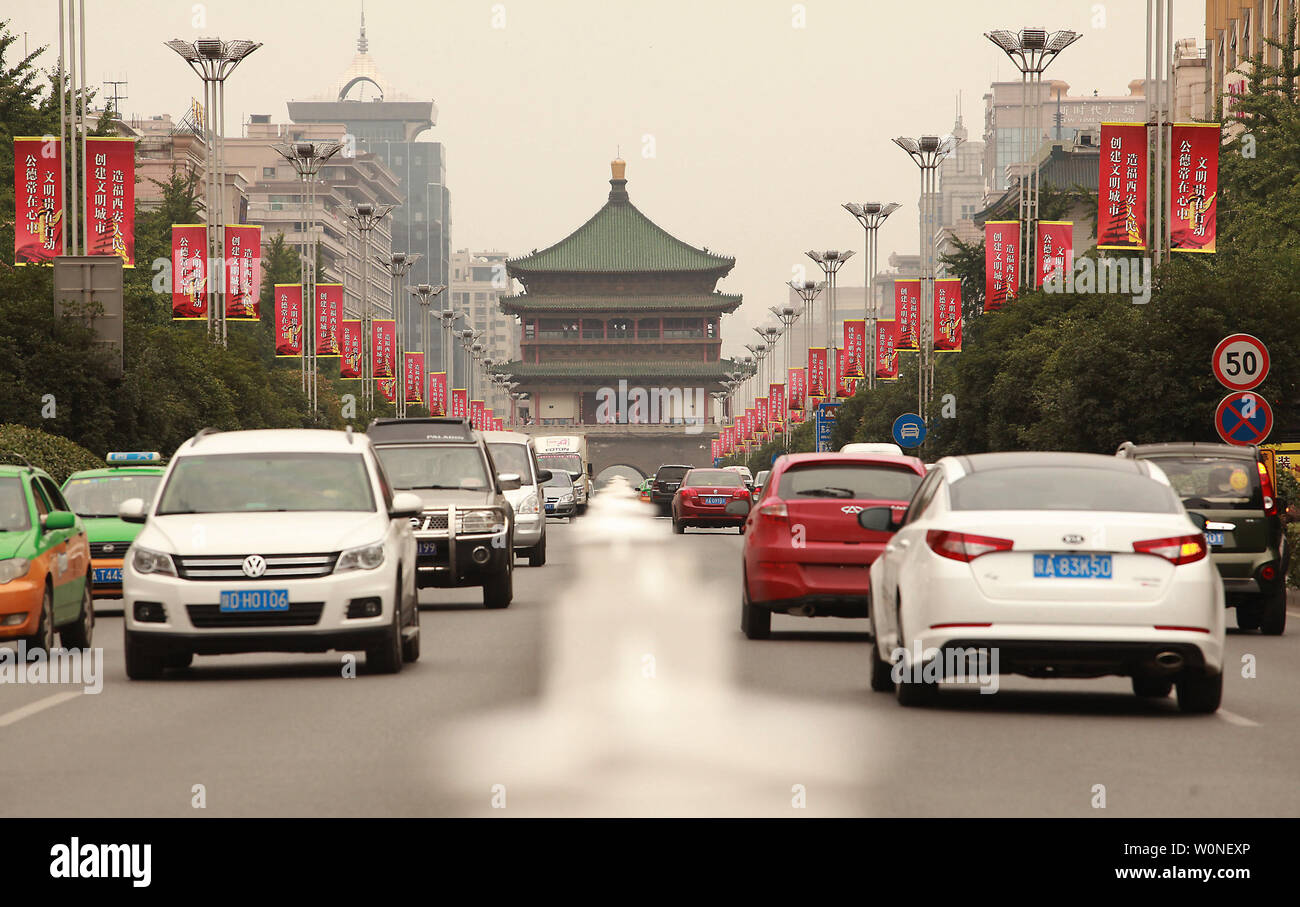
[788,603,815,617]
[1154,651,1184,672]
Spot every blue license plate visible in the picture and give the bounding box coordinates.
[219,589,290,612]
[93,567,123,584]
[702,496,726,505]
[418,540,437,557]
[1033,553,1113,579]
[545,503,555,512]
[1205,531,1224,547]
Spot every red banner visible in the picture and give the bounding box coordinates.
[315,284,343,357]
[484,408,495,429]
[273,284,303,357]
[875,320,899,380]
[84,137,135,266]
[843,319,866,378]
[1170,123,1220,253]
[172,224,207,319]
[807,348,828,398]
[427,372,448,416]
[743,409,755,442]
[756,397,769,434]
[224,225,262,320]
[933,279,963,353]
[14,137,63,264]
[984,221,1018,312]
[1037,221,1073,288]
[1098,122,1147,250]
[451,388,468,419]
[378,378,397,403]
[835,348,858,398]
[340,320,362,379]
[372,320,396,379]
[789,407,804,425]
[769,383,785,428]
[787,367,806,412]
[470,400,485,429]
[895,280,920,349]
[404,352,424,404]
[492,417,504,431]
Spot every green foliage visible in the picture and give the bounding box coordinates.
[0,423,103,483]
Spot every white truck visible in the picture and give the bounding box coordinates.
[535,435,593,515]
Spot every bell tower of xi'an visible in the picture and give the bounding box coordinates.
[495,159,740,426]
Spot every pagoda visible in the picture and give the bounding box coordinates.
[495,159,740,425]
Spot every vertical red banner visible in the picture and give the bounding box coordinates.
[372,320,396,379]
[756,397,769,434]
[484,408,495,429]
[787,367,806,412]
[404,353,424,405]
[984,221,1018,311]
[769,383,785,429]
[470,400,485,429]
[451,388,468,419]
[84,137,136,266]
[492,417,505,431]
[339,320,362,378]
[1098,122,1148,250]
[1170,123,1220,253]
[807,348,828,398]
[315,283,343,357]
[427,372,448,416]
[378,378,397,403]
[273,284,303,357]
[875,320,899,380]
[933,279,963,353]
[172,224,207,319]
[843,319,866,378]
[1037,221,1073,288]
[835,348,858,398]
[742,409,755,441]
[14,137,63,264]
[224,225,262,320]
[894,280,921,349]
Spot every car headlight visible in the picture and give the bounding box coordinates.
[462,508,505,533]
[0,558,31,584]
[561,493,575,503]
[336,542,386,572]
[132,547,176,576]
[517,494,539,515]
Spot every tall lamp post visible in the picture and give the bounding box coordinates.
[408,283,446,380]
[770,305,798,446]
[375,252,421,416]
[893,134,959,423]
[343,203,394,412]
[168,38,262,345]
[842,202,901,389]
[439,310,460,389]
[806,250,854,402]
[787,280,822,412]
[985,27,1081,289]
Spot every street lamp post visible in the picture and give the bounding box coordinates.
[806,250,854,402]
[375,252,421,416]
[770,305,798,447]
[439,310,459,390]
[408,283,446,385]
[842,202,901,389]
[787,280,823,413]
[343,203,394,412]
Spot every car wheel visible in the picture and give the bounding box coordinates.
[1236,600,1262,631]
[366,583,404,674]
[867,601,895,693]
[1259,585,1286,636]
[483,559,513,609]
[576,503,587,516]
[123,626,166,680]
[894,646,939,707]
[1131,676,1173,698]
[401,610,421,664]
[59,577,94,649]
[20,586,55,657]
[740,572,770,640]
[527,535,547,567]
[1175,670,1223,714]
[672,519,685,535]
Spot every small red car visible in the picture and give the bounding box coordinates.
[672,468,752,533]
[740,452,926,638]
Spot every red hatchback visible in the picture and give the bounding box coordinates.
[672,468,752,533]
[740,452,926,638]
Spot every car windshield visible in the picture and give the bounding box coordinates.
[540,453,582,476]
[156,453,375,514]
[63,473,163,518]
[375,445,490,491]
[488,443,533,484]
[777,464,922,500]
[684,470,743,487]
[544,471,573,489]
[0,477,31,531]
[656,466,689,482]
[950,467,1180,513]
[1143,455,1262,510]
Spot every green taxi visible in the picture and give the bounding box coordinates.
[61,452,166,600]
[0,459,94,652]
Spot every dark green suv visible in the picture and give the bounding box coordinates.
[1117,441,1288,634]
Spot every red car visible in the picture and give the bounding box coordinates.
[672,468,752,533]
[740,452,926,639]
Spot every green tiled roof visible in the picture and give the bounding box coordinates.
[498,293,743,314]
[492,359,738,379]
[506,181,735,274]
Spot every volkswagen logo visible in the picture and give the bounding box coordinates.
[241,554,267,578]
[103,544,115,554]
[1062,534,1084,545]
[841,505,864,515]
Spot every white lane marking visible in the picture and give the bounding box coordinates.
[0,691,83,729]
[1217,709,1260,727]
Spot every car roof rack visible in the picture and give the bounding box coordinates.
[0,450,36,472]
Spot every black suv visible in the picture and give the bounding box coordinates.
[1117,440,1288,634]
[368,417,516,609]
[650,464,693,513]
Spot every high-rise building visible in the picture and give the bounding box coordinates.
[1207,2,1297,113]
[449,249,518,415]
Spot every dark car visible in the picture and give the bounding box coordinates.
[671,468,751,533]
[650,464,693,513]
[368,417,517,609]
[1117,440,1288,634]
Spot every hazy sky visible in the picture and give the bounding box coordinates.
[11,0,1203,357]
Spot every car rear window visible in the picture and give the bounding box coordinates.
[683,470,743,487]
[950,467,1180,513]
[656,466,689,481]
[1142,455,1262,511]
[776,464,922,501]
[487,443,533,484]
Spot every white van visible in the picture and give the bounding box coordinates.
[483,430,549,566]
[535,435,592,514]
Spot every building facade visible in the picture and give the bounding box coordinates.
[1208,1,1297,113]
[449,249,518,415]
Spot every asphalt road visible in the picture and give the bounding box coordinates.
[2,490,1298,817]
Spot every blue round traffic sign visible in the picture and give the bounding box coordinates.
[1214,392,1273,446]
[892,413,927,448]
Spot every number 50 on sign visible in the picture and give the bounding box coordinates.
[1213,333,1269,391]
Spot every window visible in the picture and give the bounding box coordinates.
[608,318,631,339]
[582,319,604,340]
[64,474,164,517]
[1142,456,1262,511]
[637,318,659,338]
[40,477,71,512]
[662,317,703,339]
[262,166,276,178]
[157,453,377,514]
[949,467,1179,513]
[777,464,923,502]
[29,480,50,516]
[0,478,31,531]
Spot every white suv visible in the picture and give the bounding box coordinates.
[119,428,422,677]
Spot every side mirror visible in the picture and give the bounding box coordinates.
[498,472,522,491]
[390,491,424,520]
[1186,511,1208,531]
[119,497,148,524]
[536,469,553,483]
[857,506,901,532]
[43,510,76,531]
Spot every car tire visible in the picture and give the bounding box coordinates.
[123,627,166,680]
[894,646,940,707]
[20,586,55,657]
[366,585,404,675]
[672,519,685,535]
[740,574,770,640]
[576,503,587,516]
[483,559,513,609]
[867,601,895,693]
[59,577,94,649]
[1236,601,1262,631]
[1132,676,1173,698]
[1259,586,1286,636]
[1175,670,1222,713]
[527,535,547,567]
[401,614,421,664]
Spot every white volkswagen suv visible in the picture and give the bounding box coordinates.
[119,428,422,678]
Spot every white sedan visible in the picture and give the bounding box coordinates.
[862,452,1225,713]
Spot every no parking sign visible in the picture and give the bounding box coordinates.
[1214,392,1273,446]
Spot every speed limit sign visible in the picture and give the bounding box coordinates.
[1213,333,1269,391]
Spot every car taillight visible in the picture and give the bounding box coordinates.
[757,501,788,520]
[926,530,1014,562]
[733,488,750,498]
[1259,563,1277,581]
[1132,534,1207,565]
[1258,461,1277,515]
